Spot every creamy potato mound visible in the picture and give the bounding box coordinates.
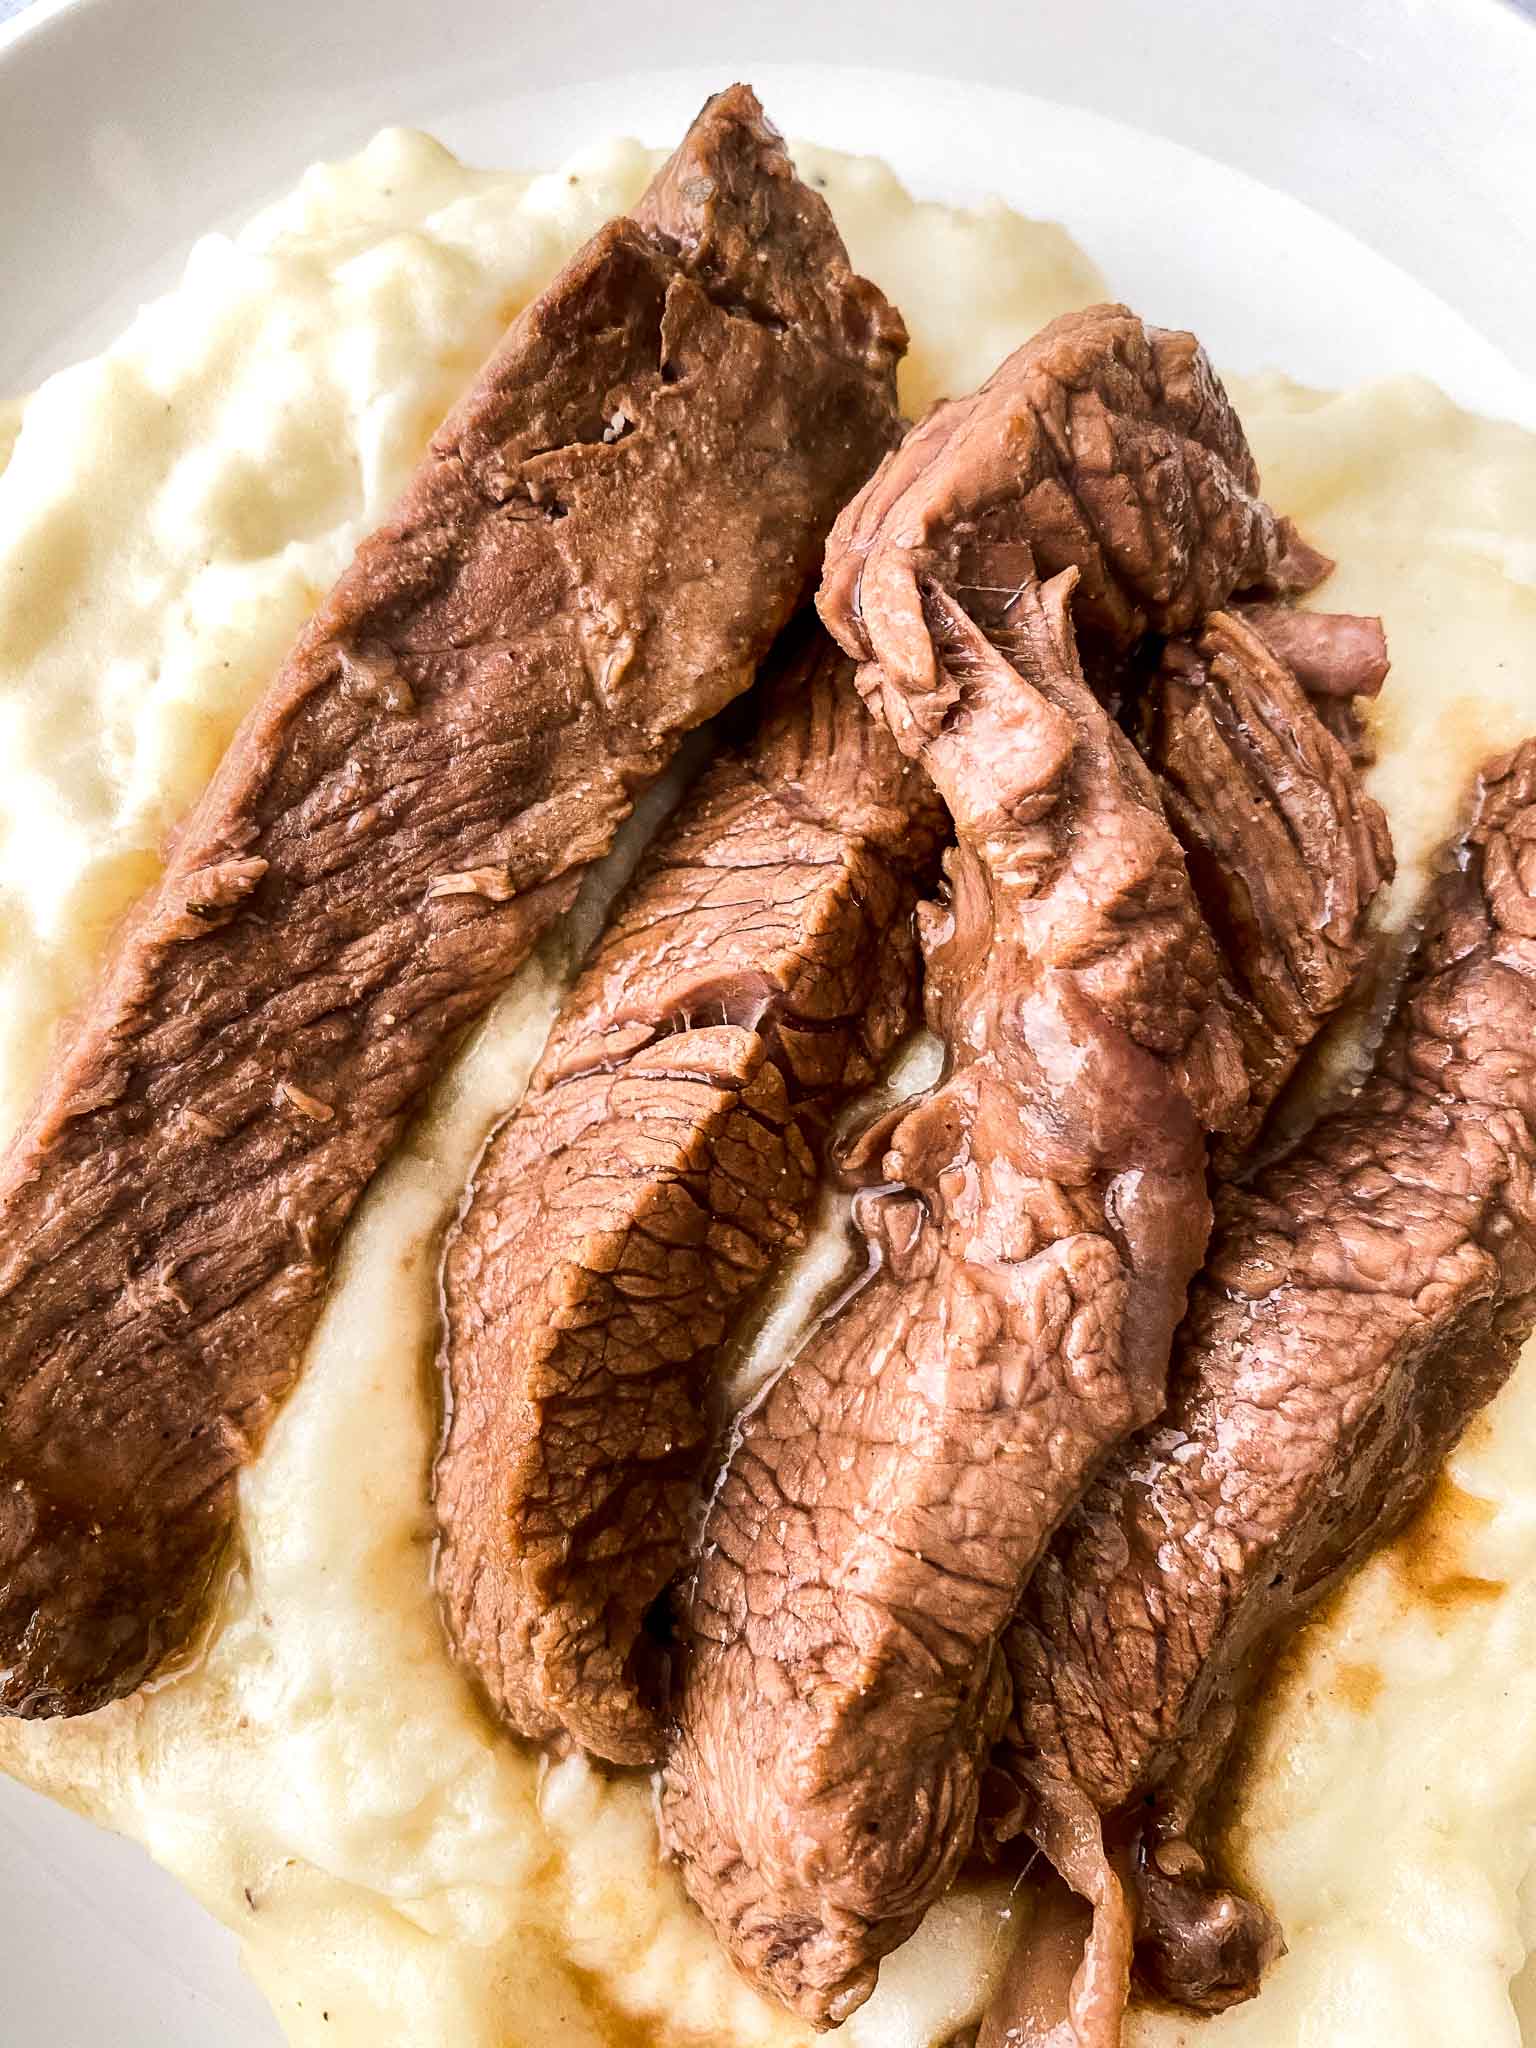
[0,125,1534,2048]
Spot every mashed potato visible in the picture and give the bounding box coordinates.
[0,124,1534,2048]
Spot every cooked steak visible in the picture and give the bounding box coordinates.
[823,301,1393,1163]
[0,84,905,1721]
[1232,603,1390,701]
[1145,607,1393,1157]
[658,307,1388,2027]
[818,303,1329,671]
[435,630,944,1766]
[662,570,1248,2026]
[1234,603,1390,766]
[983,738,1536,2042]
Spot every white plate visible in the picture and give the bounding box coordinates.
[2,2,1535,2042]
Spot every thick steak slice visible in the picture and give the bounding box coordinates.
[0,84,905,1721]
[984,739,1536,2042]
[435,631,944,1766]
[662,572,1247,2026]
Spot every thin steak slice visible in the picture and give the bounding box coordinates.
[662,570,1248,2026]
[658,308,1389,2026]
[0,83,905,1721]
[435,629,945,1766]
[1144,607,1393,1160]
[983,738,1536,2044]
[818,303,1329,674]
[1229,603,1392,767]
[823,302,1393,1162]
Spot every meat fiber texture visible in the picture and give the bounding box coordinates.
[0,114,1532,2048]
[663,563,1244,2026]
[0,84,905,1721]
[818,305,1328,668]
[984,738,1536,2046]
[436,630,945,1766]
[822,302,1393,1160]
[1144,606,1393,1162]
[661,305,1393,2028]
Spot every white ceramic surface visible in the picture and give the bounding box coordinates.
[1,2,1534,2042]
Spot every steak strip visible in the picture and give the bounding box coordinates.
[983,738,1536,2044]
[662,307,1391,2024]
[1145,607,1393,1160]
[662,568,1248,2026]
[818,304,1329,671]
[435,629,945,1766]
[0,83,905,1720]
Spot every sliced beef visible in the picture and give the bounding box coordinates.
[1145,608,1393,1158]
[662,570,1248,2026]
[823,300,1393,1157]
[434,630,945,1767]
[818,302,1329,678]
[983,738,1536,2043]
[657,307,1388,2027]
[1232,604,1390,701]
[0,84,906,1722]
